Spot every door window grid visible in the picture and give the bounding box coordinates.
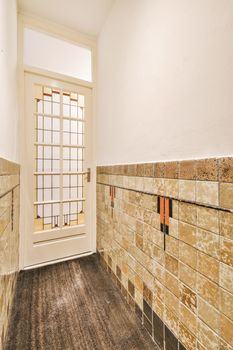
[34,85,85,232]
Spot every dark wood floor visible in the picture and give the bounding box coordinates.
[5,254,159,350]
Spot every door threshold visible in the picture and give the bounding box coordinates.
[22,251,94,271]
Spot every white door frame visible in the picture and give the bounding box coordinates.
[18,13,97,270]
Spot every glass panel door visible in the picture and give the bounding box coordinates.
[22,72,92,267]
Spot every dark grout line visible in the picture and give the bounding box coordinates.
[97,181,232,213]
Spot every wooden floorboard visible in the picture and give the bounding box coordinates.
[5,254,159,350]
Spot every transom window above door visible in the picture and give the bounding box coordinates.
[24,28,92,82]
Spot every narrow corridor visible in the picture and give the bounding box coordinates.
[5,255,159,350]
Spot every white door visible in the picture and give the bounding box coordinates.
[22,72,93,267]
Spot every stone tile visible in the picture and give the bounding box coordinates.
[143,283,153,306]
[165,253,179,277]
[128,279,135,297]
[0,158,19,348]
[153,261,165,285]
[134,275,143,293]
[220,237,233,267]
[165,235,179,258]
[143,240,154,258]
[180,284,197,313]
[197,273,220,309]
[135,233,143,250]
[154,279,164,301]
[152,228,164,248]
[197,251,219,284]
[196,181,219,206]
[169,218,179,239]
[220,183,233,209]
[153,178,165,196]
[219,157,233,183]
[220,263,233,294]
[164,307,179,338]
[164,179,179,198]
[172,200,179,220]
[179,262,197,290]
[197,207,219,234]
[165,289,180,317]
[196,229,220,260]
[179,342,189,350]
[179,302,197,335]
[220,288,233,321]
[136,164,145,177]
[165,325,178,350]
[179,160,196,180]
[179,242,197,270]
[220,314,233,347]
[220,211,233,240]
[144,163,154,177]
[165,271,179,297]
[143,314,152,336]
[198,297,220,333]
[153,312,164,349]
[154,162,165,178]
[197,319,220,350]
[153,245,165,265]
[164,162,179,179]
[143,299,152,322]
[179,180,196,202]
[196,342,207,350]
[179,202,197,226]
[219,337,233,350]
[153,296,164,320]
[179,322,197,350]
[179,222,197,247]
[196,158,218,181]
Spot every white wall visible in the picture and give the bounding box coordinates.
[97,0,233,165]
[24,28,92,82]
[0,0,19,162]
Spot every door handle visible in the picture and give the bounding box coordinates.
[84,168,91,182]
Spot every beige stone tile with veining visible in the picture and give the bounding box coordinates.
[196,181,219,206]
[197,251,219,284]
[179,202,197,225]
[220,183,233,210]
[197,206,219,234]
[220,288,233,322]
[179,262,197,290]
[220,314,233,347]
[179,180,196,202]
[197,273,220,309]
[198,297,220,333]
[179,241,197,270]
[196,228,220,259]
[220,263,233,294]
[220,211,233,240]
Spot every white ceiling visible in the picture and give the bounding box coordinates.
[18,0,115,36]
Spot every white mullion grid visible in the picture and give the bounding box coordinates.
[42,90,45,230]
[35,142,85,148]
[51,103,53,228]
[34,171,86,176]
[59,90,63,229]
[34,198,85,205]
[35,95,38,222]
[69,114,71,226]
[34,112,85,123]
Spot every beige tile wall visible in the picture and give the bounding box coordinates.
[0,158,20,350]
[97,157,233,350]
